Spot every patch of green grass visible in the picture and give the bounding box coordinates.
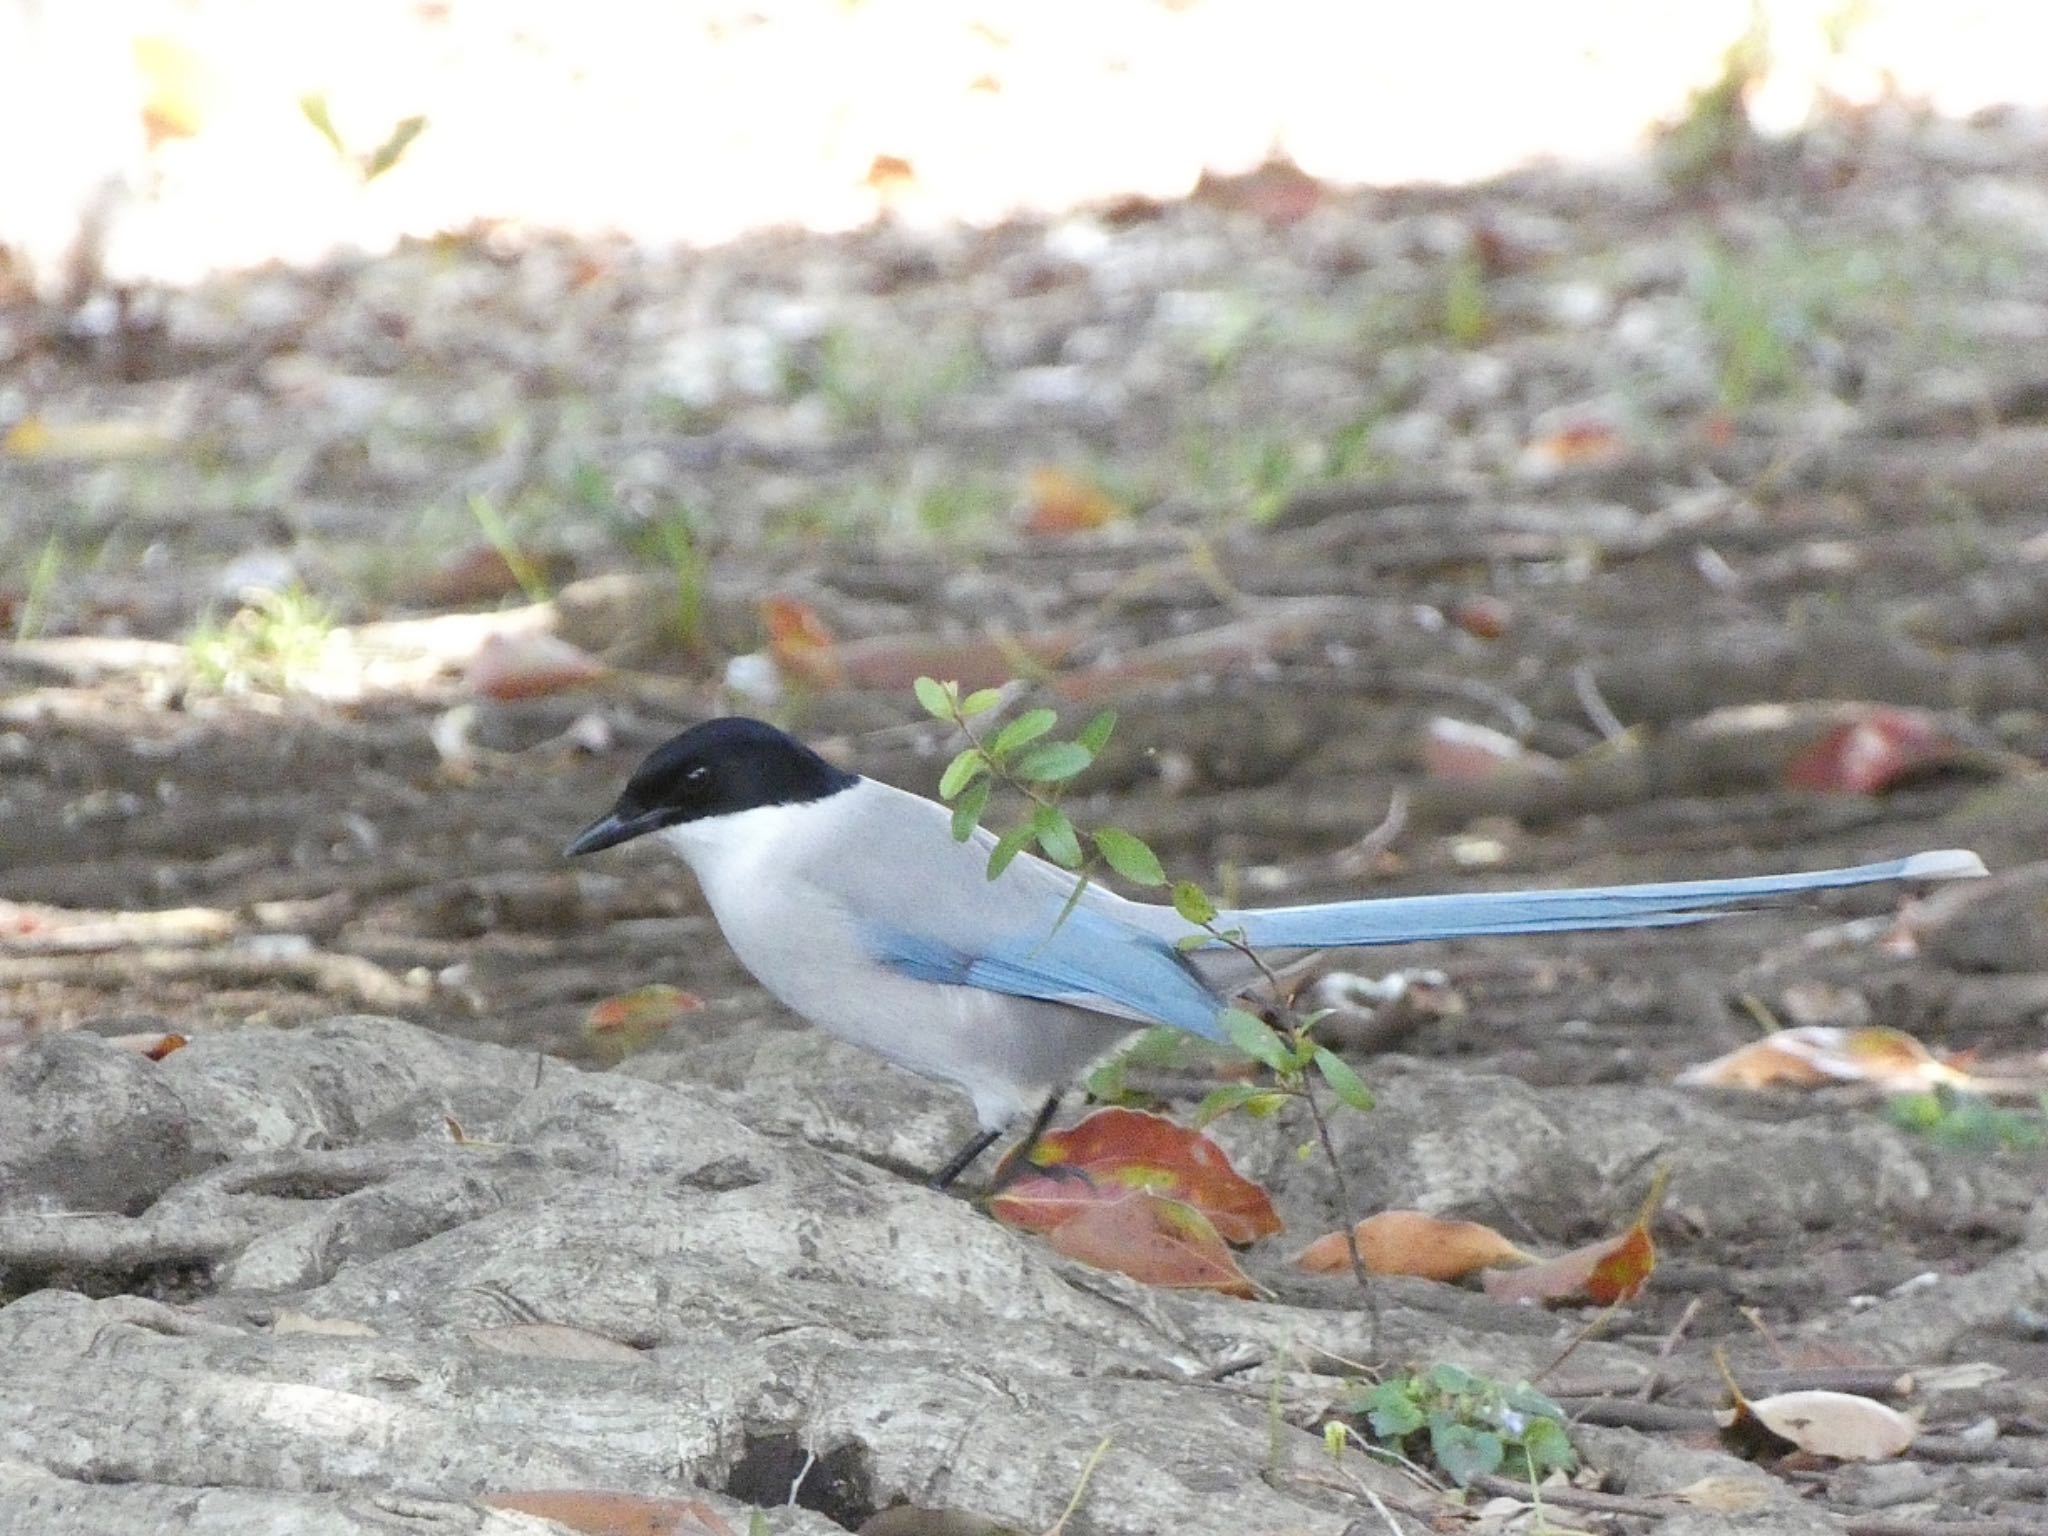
[14,534,64,640]
[186,585,337,695]
[1887,1087,2048,1153]
[1691,236,1885,409]
[1440,251,1493,348]
[791,324,987,433]
[465,493,551,604]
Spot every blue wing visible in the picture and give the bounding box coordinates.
[1213,850,1985,950]
[868,902,1228,1040]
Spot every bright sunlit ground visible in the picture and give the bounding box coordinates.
[4,0,2047,288]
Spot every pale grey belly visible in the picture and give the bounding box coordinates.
[712,889,1133,1128]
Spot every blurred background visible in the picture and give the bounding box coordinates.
[4,0,2048,1088]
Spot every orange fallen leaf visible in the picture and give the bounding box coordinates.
[465,631,607,700]
[1295,1210,1530,1281]
[1521,419,1626,474]
[584,984,703,1061]
[1024,467,1123,535]
[482,1491,737,1536]
[1677,1025,1967,1092]
[109,1031,189,1061]
[760,596,844,690]
[1484,1169,1665,1308]
[989,1107,1279,1244]
[1044,1191,1255,1298]
[1784,708,1962,795]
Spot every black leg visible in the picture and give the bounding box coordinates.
[927,1127,1002,1192]
[982,1093,1063,1196]
[926,1093,1064,1193]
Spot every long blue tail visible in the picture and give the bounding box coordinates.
[1217,850,1985,950]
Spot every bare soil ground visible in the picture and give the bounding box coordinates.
[6,104,2048,1533]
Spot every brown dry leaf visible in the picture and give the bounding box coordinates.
[760,595,845,690]
[465,631,607,700]
[1043,1192,1255,1298]
[584,984,704,1062]
[1295,1210,1530,1282]
[1421,717,1559,782]
[1023,467,1124,535]
[482,1490,737,1536]
[837,629,1079,692]
[1677,1025,1967,1092]
[1720,1390,1917,1462]
[1484,1169,1665,1308]
[1521,419,1627,474]
[468,1324,644,1365]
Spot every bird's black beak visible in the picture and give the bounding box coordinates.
[565,807,667,857]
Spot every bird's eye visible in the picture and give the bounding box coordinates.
[684,765,710,785]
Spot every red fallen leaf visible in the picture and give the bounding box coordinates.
[465,631,607,700]
[1520,419,1626,476]
[989,1107,1280,1244]
[482,1490,737,1536]
[1024,467,1124,535]
[1484,1168,1666,1308]
[759,596,844,690]
[584,984,703,1061]
[1784,707,1962,795]
[1296,1210,1530,1281]
[1044,1191,1255,1298]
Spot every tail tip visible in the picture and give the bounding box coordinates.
[1900,849,1988,881]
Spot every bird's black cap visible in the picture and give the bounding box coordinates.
[565,716,859,856]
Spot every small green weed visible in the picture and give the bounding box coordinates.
[186,586,337,695]
[1350,1364,1576,1488]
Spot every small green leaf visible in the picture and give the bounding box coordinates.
[1174,931,1212,952]
[1032,805,1083,868]
[1220,1008,1294,1074]
[1077,709,1118,755]
[958,687,1004,717]
[299,93,345,156]
[1515,1416,1577,1478]
[938,747,987,800]
[1312,1047,1376,1113]
[989,708,1058,759]
[1191,1083,1263,1127]
[1429,1363,1481,1397]
[1244,1091,1291,1119]
[1092,827,1165,886]
[361,114,427,182]
[1172,881,1218,926]
[1361,1381,1426,1440]
[949,780,991,841]
[913,676,954,719]
[986,822,1034,879]
[1013,741,1093,783]
[1429,1422,1504,1487]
